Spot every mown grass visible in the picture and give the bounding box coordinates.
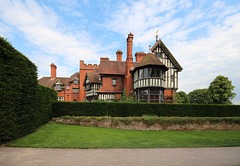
[7,122,240,149]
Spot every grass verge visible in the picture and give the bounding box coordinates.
[7,122,240,149]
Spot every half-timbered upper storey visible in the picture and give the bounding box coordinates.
[151,39,183,91]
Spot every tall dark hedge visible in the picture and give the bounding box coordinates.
[52,102,240,117]
[0,37,57,144]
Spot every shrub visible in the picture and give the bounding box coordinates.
[52,102,240,118]
[0,37,57,144]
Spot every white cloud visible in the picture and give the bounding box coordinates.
[106,0,240,101]
[0,0,116,77]
[0,0,239,102]
[174,13,240,96]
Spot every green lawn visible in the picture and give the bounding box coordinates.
[7,122,240,149]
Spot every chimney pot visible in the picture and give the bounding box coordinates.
[116,50,123,61]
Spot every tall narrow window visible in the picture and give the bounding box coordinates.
[112,78,117,87]
[149,68,155,77]
[171,75,174,82]
[144,68,148,78]
[139,69,143,79]
[162,71,165,79]
[134,71,138,82]
[156,69,161,77]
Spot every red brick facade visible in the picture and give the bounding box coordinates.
[79,60,99,101]
[39,32,182,103]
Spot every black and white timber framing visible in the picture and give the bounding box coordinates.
[151,40,183,91]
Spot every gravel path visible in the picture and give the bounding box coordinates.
[0,147,240,166]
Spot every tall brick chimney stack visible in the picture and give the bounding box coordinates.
[116,50,123,61]
[50,63,57,79]
[124,33,134,97]
[127,32,134,60]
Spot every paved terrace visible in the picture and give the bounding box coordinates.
[0,147,240,166]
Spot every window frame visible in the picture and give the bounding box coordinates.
[72,88,79,93]
[57,96,64,101]
[112,78,117,87]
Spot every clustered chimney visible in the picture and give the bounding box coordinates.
[116,50,123,61]
[50,63,57,79]
[135,52,146,63]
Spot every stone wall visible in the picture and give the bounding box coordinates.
[52,117,240,131]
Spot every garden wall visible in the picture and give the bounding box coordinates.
[52,116,240,131]
[0,37,57,144]
[52,102,240,117]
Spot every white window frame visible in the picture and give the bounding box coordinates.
[57,96,64,101]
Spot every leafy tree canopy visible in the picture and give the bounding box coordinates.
[175,91,190,103]
[188,89,209,104]
[208,75,236,104]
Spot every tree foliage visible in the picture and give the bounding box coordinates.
[208,75,236,104]
[188,89,210,104]
[175,91,190,103]
[119,89,135,102]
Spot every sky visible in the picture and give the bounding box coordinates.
[0,0,240,104]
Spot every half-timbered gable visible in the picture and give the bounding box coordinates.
[151,40,183,92]
[83,69,101,102]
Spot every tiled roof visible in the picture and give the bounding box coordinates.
[38,76,72,88]
[151,39,183,71]
[134,53,168,70]
[99,61,126,75]
[70,72,79,81]
[86,72,101,84]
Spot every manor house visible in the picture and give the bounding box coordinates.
[39,33,182,103]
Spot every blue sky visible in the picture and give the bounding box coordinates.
[1,0,240,104]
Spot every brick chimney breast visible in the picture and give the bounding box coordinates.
[50,63,57,79]
[116,50,123,61]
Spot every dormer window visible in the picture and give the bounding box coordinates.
[73,79,79,85]
[54,81,63,91]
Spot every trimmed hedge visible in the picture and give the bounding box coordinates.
[0,37,57,144]
[52,102,240,117]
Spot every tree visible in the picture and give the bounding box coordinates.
[119,89,135,102]
[188,89,209,104]
[208,75,236,104]
[175,91,190,103]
